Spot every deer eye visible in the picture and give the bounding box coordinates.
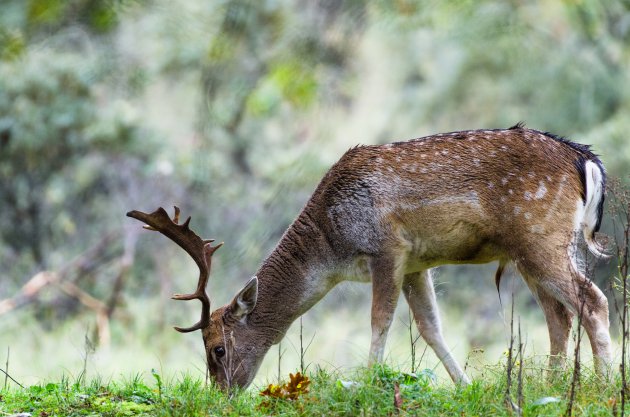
[214,346,226,359]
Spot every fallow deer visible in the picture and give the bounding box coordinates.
[128,123,611,389]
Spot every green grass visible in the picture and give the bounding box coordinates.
[0,363,624,416]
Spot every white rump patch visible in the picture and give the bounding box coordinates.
[572,198,585,234]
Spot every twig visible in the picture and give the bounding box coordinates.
[300,316,304,374]
[78,329,96,386]
[621,204,629,416]
[0,366,23,389]
[609,179,630,416]
[505,281,521,415]
[418,343,428,367]
[566,240,591,417]
[517,320,524,412]
[278,341,283,385]
[4,347,8,389]
[408,298,418,374]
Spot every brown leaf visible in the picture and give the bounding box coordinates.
[259,372,311,401]
[260,384,285,399]
[286,372,311,399]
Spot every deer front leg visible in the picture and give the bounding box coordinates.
[368,254,405,364]
[403,270,470,384]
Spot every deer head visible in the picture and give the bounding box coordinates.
[127,207,262,389]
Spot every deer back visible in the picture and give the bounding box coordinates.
[304,125,605,267]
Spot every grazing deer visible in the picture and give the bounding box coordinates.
[128,124,611,389]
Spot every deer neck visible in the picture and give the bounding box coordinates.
[247,212,336,345]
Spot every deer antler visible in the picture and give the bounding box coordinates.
[126,206,222,333]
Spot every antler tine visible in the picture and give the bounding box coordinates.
[172,240,223,333]
[126,206,222,333]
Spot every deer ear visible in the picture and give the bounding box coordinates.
[230,276,258,320]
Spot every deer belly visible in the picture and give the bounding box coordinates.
[403,220,500,270]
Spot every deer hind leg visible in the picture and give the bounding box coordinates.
[521,256,612,375]
[520,269,574,369]
[545,275,612,375]
[403,270,470,384]
[368,253,406,364]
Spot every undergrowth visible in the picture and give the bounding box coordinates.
[0,362,623,416]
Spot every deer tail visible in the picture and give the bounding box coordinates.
[579,159,609,259]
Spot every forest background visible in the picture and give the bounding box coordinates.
[1,0,629,389]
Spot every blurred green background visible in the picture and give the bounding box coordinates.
[1,0,629,387]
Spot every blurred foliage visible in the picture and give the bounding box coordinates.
[0,49,139,267]
[0,0,629,362]
[1,0,124,40]
[0,0,159,312]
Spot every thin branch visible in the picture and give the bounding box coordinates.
[0,366,23,389]
[517,320,524,413]
[566,237,593,417]
[505,284,521,415]
[0,232,120,316]
[4,347,8,389]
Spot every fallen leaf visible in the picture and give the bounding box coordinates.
[260,372,310,401]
